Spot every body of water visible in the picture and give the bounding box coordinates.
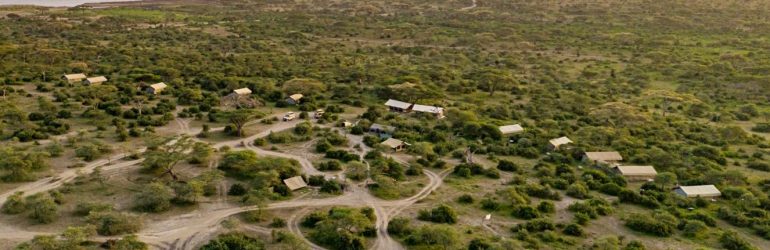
[0,0,138,7]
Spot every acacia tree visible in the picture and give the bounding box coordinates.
[654,172,677,190]
[131,96,148,116]
[386,82,442,104]
[141,136,197,180]
[282,78,326,94]
[222,109,261,137]
[0,147,49,182]
[475,67,515,96]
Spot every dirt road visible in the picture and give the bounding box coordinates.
[460,0,477,10]
[0,115,451,250]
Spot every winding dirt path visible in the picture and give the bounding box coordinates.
[460,0,477,10]
[287,207,324,250]
[0,115,452,250]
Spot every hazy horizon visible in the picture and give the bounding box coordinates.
[0,0,137,7]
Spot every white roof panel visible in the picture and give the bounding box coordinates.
[283,176,308,191]
[384,99,412,109]
[412,104,444,114]
[499,124,524,134]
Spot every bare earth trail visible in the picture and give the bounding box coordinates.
[460,0,477,11]
[0,115,451,250]
[0,117,299,244]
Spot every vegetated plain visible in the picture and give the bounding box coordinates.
[1,0,770,249]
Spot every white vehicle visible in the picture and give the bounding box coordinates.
[283,112,296,121]
[314,109,325,119]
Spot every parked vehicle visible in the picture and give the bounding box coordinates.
[283,112,297,121]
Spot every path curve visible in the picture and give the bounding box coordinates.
[460,0,477,10]
[0,116,452,250]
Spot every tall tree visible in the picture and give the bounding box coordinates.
[221,109,261,137]
[476,67,515,96]
[141,136,196,180]
[654,172,677,190]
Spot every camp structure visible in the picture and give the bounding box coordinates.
[384,99,413,112]
[411,104,445,118]
[548,136,573,150]
[674,185,721,198]
[369,123,396,137]
[283,176,308,191]
[222,88,258,108]
[83,76,107,85]
[499,124,524,135]
[146,82,167,95]
[613,165,657,181]
[62,73,87,83]
[583,151,624,165]
[233,88,252,96]
[381,138,408,152]
[286,94,303,105]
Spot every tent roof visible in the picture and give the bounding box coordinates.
[86,76,107,83]
[283,176,308,191]
[150,82,167,90]
[585,151,623,162]
[381,138,406,148]
[499,124,524,134]
[384,99,412,109]
[412,104,444,114]
[549,136,573,147]
[63,73,87,80]
[614,165,657,176]
[234,88,252,95]
[676,185,721,196]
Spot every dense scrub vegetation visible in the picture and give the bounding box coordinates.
[1,0,770,248]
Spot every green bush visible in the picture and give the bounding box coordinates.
[685,212,717,227]
[1,192,26,215]
[320,180,344,194]
[512,218,555,232]
[624,214,674,237]
[26,193,58,224]
[404,225,459,248]
[87,212,142,236]
[717,207,754,228]
[512,205,540,220]
[387,217,412,237]
[496,160,518,172]
[133,182,173,213]
[317,160,342,171]
[522,183,561,200]
[325,150,360,162]
[747,161,770,172]
[751,123,770,133]
[537,201,555,213]
[227,183,247,196]
[480,198,501,211]
[74,201,113,216]
[301,212,326,228]
[563,223,584,236]
[201,233,264,250]
[270,218,286,228]
[566,182,590,199]
[681,220,707,238]
[417,204,458,224]
[307,207,374,250]
[457,194,474,204]
[599,183,622,196]
[720,231,757,250]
